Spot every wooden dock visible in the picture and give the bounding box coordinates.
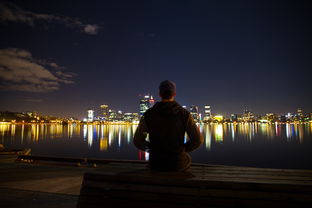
[0,155,312,207]
[78,162,312,208]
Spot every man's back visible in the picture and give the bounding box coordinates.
[144,101,188,154]
[134,101,203,171]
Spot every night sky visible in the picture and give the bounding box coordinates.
[0,0,311,119]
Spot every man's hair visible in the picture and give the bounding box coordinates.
[159,80,176,99]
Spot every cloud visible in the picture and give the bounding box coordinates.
[0,48,75,92]
[0,2,100,35]
[83,24,99,35]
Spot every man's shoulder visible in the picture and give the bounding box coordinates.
[175,103,190,116]
[180,107,191,119]
[179,106,189,114]
[144,106,154,114]
[142,107,153,118]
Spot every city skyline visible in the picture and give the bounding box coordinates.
[1,104,310,123]
[1,1,311,119]
[0,93,311,120]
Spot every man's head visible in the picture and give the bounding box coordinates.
[159,80,176,101]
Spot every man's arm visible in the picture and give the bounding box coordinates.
[133,116,151,152]
[185,114,204,152]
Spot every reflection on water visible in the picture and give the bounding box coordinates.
[214,124,223,143]
[81,124,138,150]
[204,125,211,150]
[1,122,311,151]
[0,122,311,168]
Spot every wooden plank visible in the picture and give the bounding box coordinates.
[16,155,312,178]
[77,161,312,208]
[191,176,312,186]
[0,148,31,155]
[190,167,312,178]
[87,158,147,164]
[83,180,199,195]
[83,172,312,193]
[189,170,312,179]
[82,188,197,203]
[78,195,197,208]
[82,180,312,202]
[87,168,312,187]
[88,164,312,186]
[189,173,312,182]
[95,162,312,178]
[185,171,312,182]
[17,155,86,163]
[78,185,308,208]
[13,155,312,177]
[191,164,312,175]
[95,163,147,169]
[92,165,312,182]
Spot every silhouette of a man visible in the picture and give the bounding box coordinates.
[134,80,203,171]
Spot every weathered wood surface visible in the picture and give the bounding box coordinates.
[17,155,86,164]
[78,162,312,208]
[7,155,312,207]
[0,187,78,208]
[0,148,31,155]
[0,162,86,195]
[0,156,88,208]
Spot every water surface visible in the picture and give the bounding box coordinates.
[1,123,311,169]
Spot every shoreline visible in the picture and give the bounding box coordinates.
[1,121,311,125]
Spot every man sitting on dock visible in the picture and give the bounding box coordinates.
[134,80,203,171]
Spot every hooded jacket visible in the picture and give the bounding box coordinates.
[133,101,203,171]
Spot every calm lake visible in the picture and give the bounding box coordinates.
[1,123,312,169]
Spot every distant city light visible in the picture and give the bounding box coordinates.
[214,115,224,122]
[139,94,154,117]
[87,110,94,122]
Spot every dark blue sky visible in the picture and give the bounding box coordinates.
[0,0,311,119]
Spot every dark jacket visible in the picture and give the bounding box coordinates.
[133,101,203,171]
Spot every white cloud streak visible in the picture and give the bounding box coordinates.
[0,48,75,93]
[0,2,100,35]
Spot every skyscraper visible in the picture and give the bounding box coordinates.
[243,109,254,122]
[297,108,303,121]
[87,109,94,122]
[116,110,123,121]
[230,114,238,122]
[139,95,155,117]
[190,105,199,122]
[100,104,109,120]
[203,105,211,122]
[107,109,117,121]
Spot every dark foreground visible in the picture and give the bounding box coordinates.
[0,155,85,208]
[0,155,312,208]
